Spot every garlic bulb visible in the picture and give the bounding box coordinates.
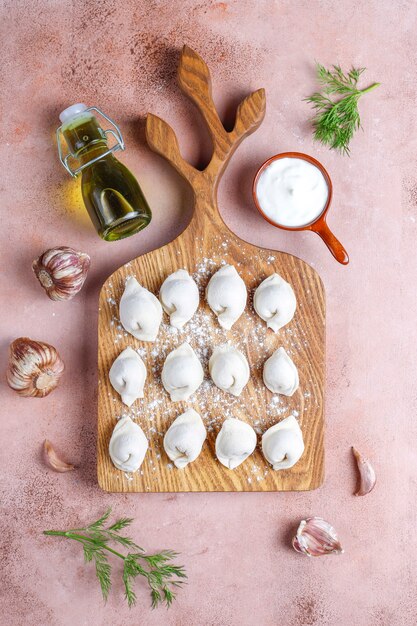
[109,416,148,472]
[7,337,64,397]
[292,517,344,557]
[32,246,90,301]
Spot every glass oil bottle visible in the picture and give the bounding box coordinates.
[57,104,152,241]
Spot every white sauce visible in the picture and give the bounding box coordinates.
[256,157,329,227]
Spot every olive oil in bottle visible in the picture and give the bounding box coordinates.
[57,104,152,241]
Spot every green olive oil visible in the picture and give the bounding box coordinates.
[58,104,152,241]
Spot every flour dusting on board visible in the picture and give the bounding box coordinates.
[101,237,320,490]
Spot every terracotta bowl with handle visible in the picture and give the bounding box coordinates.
[252,151,349,265]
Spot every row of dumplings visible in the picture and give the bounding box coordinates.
[119,264,297,339]
[109,412,305,473]
[109,342,299,406]
[111,265,299,405]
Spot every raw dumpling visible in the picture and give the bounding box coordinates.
[263,347,299,396]
[209,344,250,397]
[215,418,257,469]
[161,342,204,401]
[109,346,147,407]
[119,277,162,342]
[109,416,148,472]
[262,415,304,470]
[206,264,247,330]
[159,269,199,329]
[163,408,207,468]
[254,273,296,332]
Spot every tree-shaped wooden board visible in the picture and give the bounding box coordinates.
[97,46,325,492]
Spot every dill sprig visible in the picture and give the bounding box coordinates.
[305,63,380,155]
[44,508,187,609]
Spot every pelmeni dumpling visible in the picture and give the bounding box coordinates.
[209,344,250,397]
[206,264,247,330]
[109,347,147,407]
[215,418,257,469]
[163,409,207,468]
[262,415,304,470]
[159,269,199,329]
[161,342,204,402]
[109,416,148,472]
[119,277,162,342]
[263,347,299,396]
[254,273,296,332]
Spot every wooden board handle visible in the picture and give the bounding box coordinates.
[146,45,266,222]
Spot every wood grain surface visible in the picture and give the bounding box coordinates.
[97,46,325,493]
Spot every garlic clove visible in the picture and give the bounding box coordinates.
[6,337,64,397]
[352,447,376,496]
[43,440,76,472]
[292,517,343,557]
[32,246,90,301]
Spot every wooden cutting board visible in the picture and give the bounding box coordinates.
[97,46,325,493]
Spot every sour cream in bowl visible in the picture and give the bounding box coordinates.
[254,156,329,228]
[252,152,349,265]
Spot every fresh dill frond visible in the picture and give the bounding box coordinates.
[86,507,112,531]
[93,549,112,601]
[104,529,141,551]
[44,509,187,609]
[305,63,380,155]
[107,517,134,532]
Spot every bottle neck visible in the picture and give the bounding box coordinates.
[62,114,108,159]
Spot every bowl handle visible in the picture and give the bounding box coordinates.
[312,219,349,265]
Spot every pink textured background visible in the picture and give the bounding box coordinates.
[1,1,416,624]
